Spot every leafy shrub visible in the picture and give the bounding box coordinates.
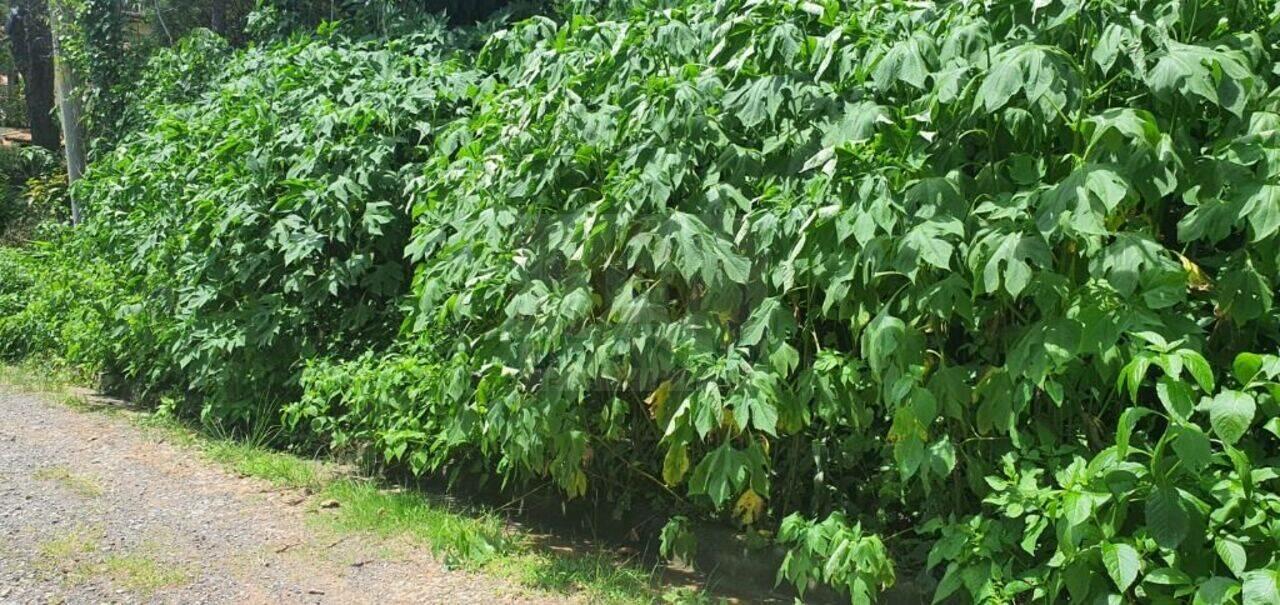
[311,0,1280,601]
[21,167,68,217]
[0,79,27,129]
[53,25,479,417]
[9,0,1280,602]
[109,27,232,148]
[291,352,458,472]
[0,231,109,361]
[0,146,60,244]
[0,247,35,357]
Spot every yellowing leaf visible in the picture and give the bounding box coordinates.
[733,489,765,526]
[1178,253,1212,292]
[646,380,673,420]
[566,469,588,499]
[663,443,690,486]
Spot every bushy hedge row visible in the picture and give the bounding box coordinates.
[63,26,481,418]
[7,1,1280,602]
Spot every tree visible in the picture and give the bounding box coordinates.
[210,0,225,36]
[7,0,57,151]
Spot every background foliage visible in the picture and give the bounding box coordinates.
[5,0,1280,603]
[0,146,59,243]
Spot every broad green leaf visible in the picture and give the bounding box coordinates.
[1171,424,1214,473]
[688,444,747,508]
[1020,516,1048,554]
[1234,352,1265,385]
[1101,542,1140,592]
[977,44,1075,114]
[982,232,1050,298]
[1180,350,1215,392]
[1238,183,1280,242]
[862,312,906,376]
[1038,164,1129,238]
[1098,234,1172,297]
[1156,378,1195,422]
[736,392,779,437]
[1147,41,1254,116]
[821,101,890,148]
[726,76,787,129]
[663,442,690,486]
[1244,570,1280,605]
[1115,406,1152,459]
[902,222,957,270]
[1180,197,1246,244]
[769,342,800,376]
[1205,390,1256,444]
[1145,567,1192,586]
[1062,490,1095,527]
[1091,24,1128,72]
[1083,108,1161,156]
[1146,486,1189,549]
[873,34,931,90]
[739,297,784,347]
[1218,261,1274,325]
[895,435,925,479]
[1215,538,1247,578]
[1197,577,1242,605]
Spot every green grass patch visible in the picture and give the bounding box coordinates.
[488,550,661,605]
[0,359,79,395]
[37,526,189,595]
[132,412,201,448]
[33,465,104,498]
[38,525,101,565]
[203,439,326,490]
[319,479,509,567]
[318,479,665,603]
[100,552,190,595]
[37,524,103,582]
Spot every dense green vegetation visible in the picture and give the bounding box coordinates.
[5,0,1280,602]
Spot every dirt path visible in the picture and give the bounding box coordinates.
[0,388,562,605]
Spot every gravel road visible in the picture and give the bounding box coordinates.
[0,386,560,605]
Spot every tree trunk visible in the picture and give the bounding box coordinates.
[210,0,226,36]
[11,0,57,151]
[49,0,85,224]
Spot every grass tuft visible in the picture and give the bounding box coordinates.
[320,479,509,568]
[33,465,104,498]
[37,525,103,580]
[0,359,88,395]
[133,412,201,447]
[37,527,189,595]
[490,550,659,605]
[58,393,91,410]
[204,439,326,490]
[318,480,666,603]
[100,553,190,595]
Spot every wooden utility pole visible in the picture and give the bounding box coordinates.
[48,0,85,224]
